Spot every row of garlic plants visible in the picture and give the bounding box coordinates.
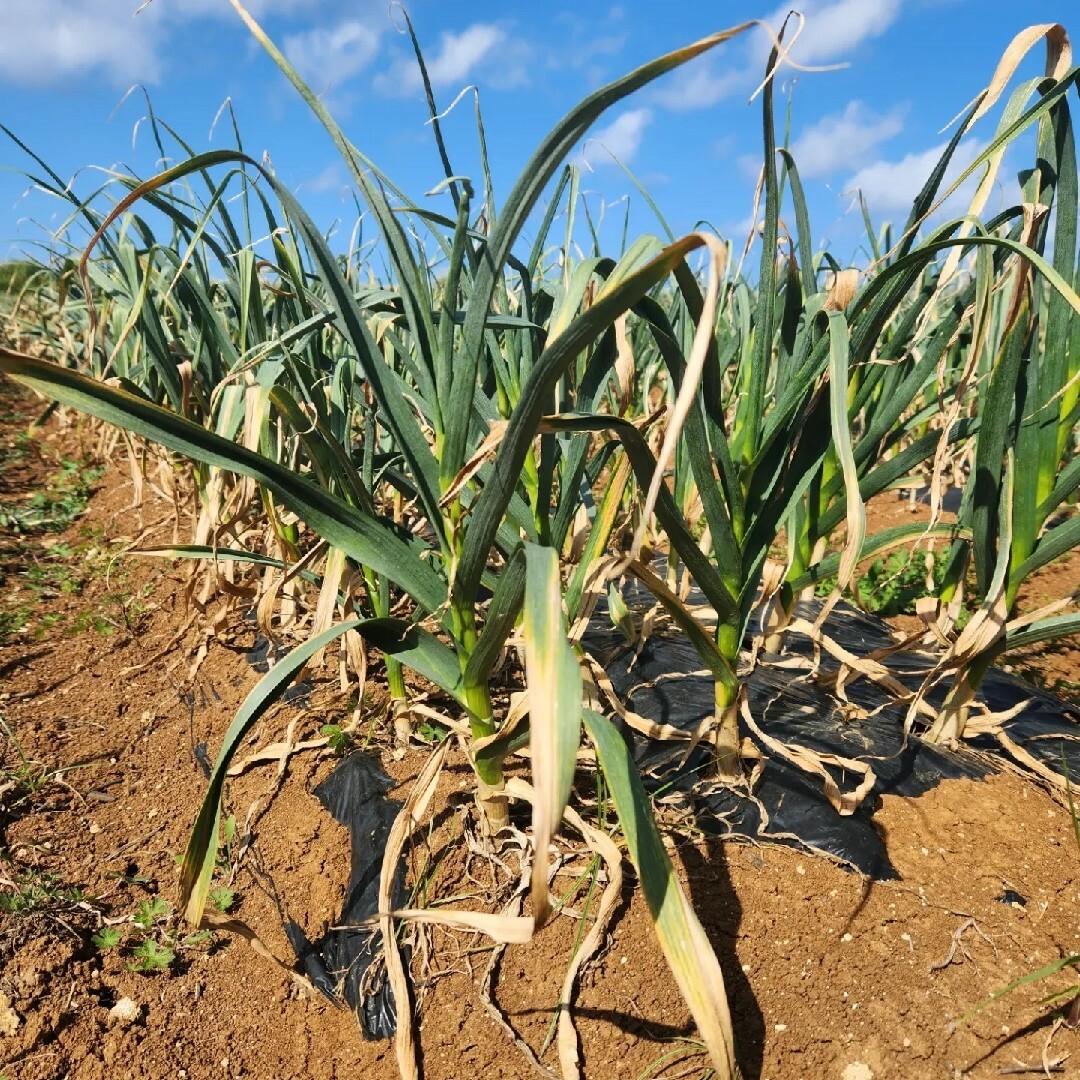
[2,12,1078,1078]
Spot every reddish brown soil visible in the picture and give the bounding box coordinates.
[3,376,1080,1080]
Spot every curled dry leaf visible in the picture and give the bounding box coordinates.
[378,740,451,1080]
[937,23,1071,286]
[366,907,536,944]
[629,233,728,565]
[503,777,626,1080]
[439,419,509,508]
[739,693,876,816]
[823,268,859,312]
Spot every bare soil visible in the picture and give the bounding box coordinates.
[3,375,1080,1080]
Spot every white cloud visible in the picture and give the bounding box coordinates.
[484,36,533,91]
[423,24,504,86]
[283,20,381,89]
[378,23,507,96]
[726,210,761,243]
[651,59,744,111]
[843,138,996,218]
[790,101,906,178]
[547,11,626,74]
[0,0,158,86]
[0,0,302,88]
[736,152,763,182]
[758,0,903,67]
[651,0,903,114]
[552,32,625,70]
[298,162,347,195]
[580,108,652,168]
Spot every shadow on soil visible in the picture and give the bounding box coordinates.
[681,840,766,1078]
[961,1008,1069,1074]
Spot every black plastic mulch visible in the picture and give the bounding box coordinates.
[284,753,406,1040]
[585,596,1080,878]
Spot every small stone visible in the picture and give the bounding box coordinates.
[841,1064,873,1080]
[774,1023,788,1033]
[108,997,142,1026]
[0,993,20,1036]
[841,932,853,943]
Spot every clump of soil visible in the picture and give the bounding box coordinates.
[2,377,1079,1080]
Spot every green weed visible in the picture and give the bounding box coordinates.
[132,897,170,930]
[0,716,81,812]
[129,939,175,972]
[417,719,450,745]
[2,431,34,465]
[217,815,237,871]
[0,459,102,534]
[208,886,236,913]
[71,611,116,637]
[25,561,82,597]
[817,549,947,617]
[91,926,122,950]
[0,870,85,917]
[0,529,132,645]
[0,607,30,645]
[90,895,218,974]
[320,723,352,756]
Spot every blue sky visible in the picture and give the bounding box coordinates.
[0,0,1071,268]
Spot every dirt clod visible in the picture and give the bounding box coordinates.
[842,1064,874,1080]
[107,998,142,1027]
[0,994,20,1037]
